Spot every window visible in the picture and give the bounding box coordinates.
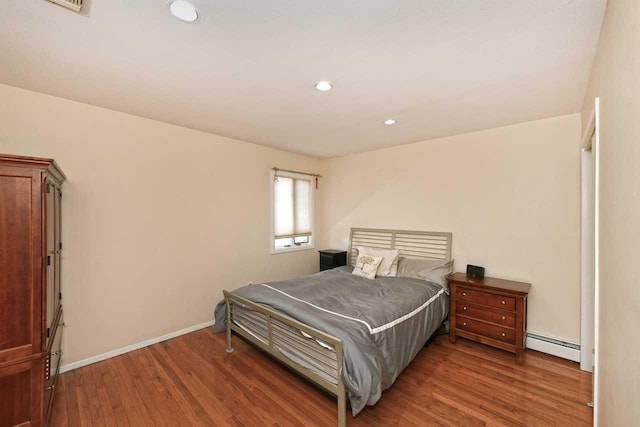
[271,170,314,253]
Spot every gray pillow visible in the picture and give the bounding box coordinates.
[396,257,454,291]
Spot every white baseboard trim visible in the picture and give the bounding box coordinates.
[526,332,580,362]
[59,320,215,374]
[59,322,580,373]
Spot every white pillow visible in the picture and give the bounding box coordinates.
[352,254,384,280]
[356,246,399,277]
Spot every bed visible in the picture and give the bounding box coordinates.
[213,228,453,426]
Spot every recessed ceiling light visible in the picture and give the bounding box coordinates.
[169,0,199,23]
[384,119,397,125]
[315,81,333,92]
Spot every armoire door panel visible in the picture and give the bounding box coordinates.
[44,181,56,348]
[44,179,56,332]
[0,358,43,427]
[0,167,42,363]
[45,259,55,347]
[44,309,63,425]
[54,185,62,309]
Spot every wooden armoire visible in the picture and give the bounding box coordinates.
[0,154,66,427]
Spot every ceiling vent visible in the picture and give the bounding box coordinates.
[47,0,83,12]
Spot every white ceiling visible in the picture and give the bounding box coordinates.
[0,1,605,158]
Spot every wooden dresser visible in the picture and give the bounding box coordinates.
[0,154,66,426]
[448,273,531,364]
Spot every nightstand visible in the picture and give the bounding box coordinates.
[319,250,347,271]
[448,273,531,364]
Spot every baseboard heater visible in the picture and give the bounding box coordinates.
[526,332,580,362]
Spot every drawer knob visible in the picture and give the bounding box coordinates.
[463,306,467,311]
[462,292,467,296]
[463,322,467,326]
[501,332,506,337]
[501,300,506,305]
[502,315,506,320]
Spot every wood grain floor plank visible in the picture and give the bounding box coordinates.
[72,369,96,425]
[60,372,82,427]
[226,337,337,422]
[87,363,119,427]
[110,352,167,426]
[147,344,217,426]
[51,328,592,426]
[82,361,109,426]
[163,334,267,426]
[150,342,229,426]
[91,359,130,427]
[126,349,179,426]
[103,356,152,426]
[135,348,192,425]
[48,371,69,427]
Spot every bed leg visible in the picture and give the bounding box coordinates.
[226,327,234,353]
[225,297,234,353]
[336,341,346,427]
[337,383,346,427]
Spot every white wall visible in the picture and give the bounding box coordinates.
[319,114,582,343]
[0,83,321,366]
[581,0,640,423]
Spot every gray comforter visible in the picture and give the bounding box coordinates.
[213,266,448,415]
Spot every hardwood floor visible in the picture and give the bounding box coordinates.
[50,329,592,426]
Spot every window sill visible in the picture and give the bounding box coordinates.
[271,245,315,255]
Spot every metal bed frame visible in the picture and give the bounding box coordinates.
[223,227,453,427]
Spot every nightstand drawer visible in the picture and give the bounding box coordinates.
[456,316,515,344]
[456,287,516,311]
[318,250,347,272]
[456,301,516,328]
[320,253,336,265]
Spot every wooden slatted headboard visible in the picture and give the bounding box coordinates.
[347,228,453,266]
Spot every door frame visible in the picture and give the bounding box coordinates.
[580,97,599,422]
